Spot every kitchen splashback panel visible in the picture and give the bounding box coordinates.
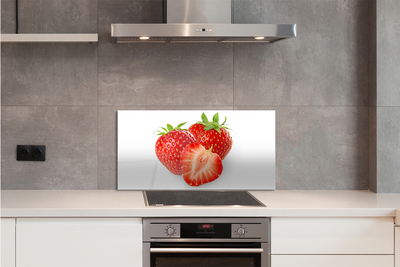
[117,110,275,190]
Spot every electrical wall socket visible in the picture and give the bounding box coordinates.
[17,145,46,161]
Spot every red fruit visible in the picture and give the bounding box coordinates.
[188,112,233,160]
[181,143,223,186]
[155,122,197,175]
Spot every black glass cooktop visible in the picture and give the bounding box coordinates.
[144,191,265,207]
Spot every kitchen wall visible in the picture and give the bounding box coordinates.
[1,0,378,190]
[370,0,400,193]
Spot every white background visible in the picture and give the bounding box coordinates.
[118,110,275,190]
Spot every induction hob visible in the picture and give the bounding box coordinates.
[144,191,265,207]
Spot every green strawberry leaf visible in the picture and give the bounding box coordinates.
[201,112,209,123]
[197,112,232,132]
[212,113,219,123]
[221,116,227,126]
[155,122,188,135]
[177,122,187,129]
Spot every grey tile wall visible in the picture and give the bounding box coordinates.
[17,0,98,33]
[377,0,400,106]
[369,0,377,193]
[369,106,377,192]
[98,43,234,107]
[376,108,400,193]
[1,107,98,189]
[1,0,387,191]
[275,107,369,190]
[373,0,400,192]
[233,0,371,107]
[1,43,98,106]
[1,0,17,33]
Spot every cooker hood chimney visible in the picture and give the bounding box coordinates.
[111,0,296,43]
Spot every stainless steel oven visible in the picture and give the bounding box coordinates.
[143,217,270,267]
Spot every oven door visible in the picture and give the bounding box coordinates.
[143,242,270,267]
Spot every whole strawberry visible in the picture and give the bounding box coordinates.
[154,122,197,175]
[188,113,232,160]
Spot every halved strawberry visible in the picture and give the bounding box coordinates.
[181,143,223,186]
[155,122,197,175]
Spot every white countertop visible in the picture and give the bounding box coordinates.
[1,190,400,224]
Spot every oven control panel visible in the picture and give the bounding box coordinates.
[143,218,269,241]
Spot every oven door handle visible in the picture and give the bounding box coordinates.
[150,248,264,253]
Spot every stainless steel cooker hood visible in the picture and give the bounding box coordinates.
[111,0,296,44]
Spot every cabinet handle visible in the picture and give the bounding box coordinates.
[150,248,263,253]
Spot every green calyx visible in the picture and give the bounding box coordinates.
[154,122,187,135]
[197,112,231,134]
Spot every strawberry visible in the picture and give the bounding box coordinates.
[154,122,197,175]
[188,112,233,160]
[181,143,223,186]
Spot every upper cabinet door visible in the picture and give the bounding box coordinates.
[16,218,142,267]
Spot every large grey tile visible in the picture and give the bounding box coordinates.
[233,0,371,106]
[277,107,369,190]
[98,107,118,190]
[369,0,377,108]
[1,43,97,106]
[1,106,98,190]
[1,0,16,33]
[17,0,97,33]
[236,106,369,190]
[98,106,233,189]
[99,0,163,43]
[376,107,400,193]
[377,0,400,106]
[98,43,233,107]
[369,106,377,192]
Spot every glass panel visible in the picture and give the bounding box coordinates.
[151,253,260,267]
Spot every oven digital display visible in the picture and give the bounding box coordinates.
[181,223,230,238]
[198,224,214,231]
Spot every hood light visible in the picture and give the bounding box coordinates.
[139,36,150,40]
[254,36,265,40]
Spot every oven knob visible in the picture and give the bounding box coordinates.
[237,227,245,236]
[166,227,175,236]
